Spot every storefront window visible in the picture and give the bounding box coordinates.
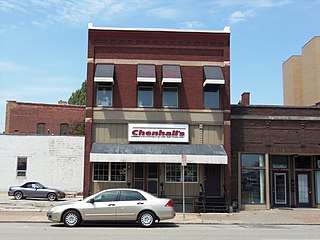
[111,163,126,182]
[315,156,320,204]
[241,154,265,204]
[295,156,312,169]
[93,162,126,182]
[165,163,197,183]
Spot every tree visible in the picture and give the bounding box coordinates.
[68,80,86,105]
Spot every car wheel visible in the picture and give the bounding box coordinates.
[14,191,23,200]
[63,210,81,227]
[47,192,57,201]
[138,211,155,228]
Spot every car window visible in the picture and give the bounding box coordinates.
[94,190,118,202]
[26,183,35,188]
[119,190,146,201]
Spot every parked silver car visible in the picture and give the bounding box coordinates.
[47,188,175,228]
[8,182,65,201]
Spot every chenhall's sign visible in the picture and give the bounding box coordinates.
[128,124,189,143]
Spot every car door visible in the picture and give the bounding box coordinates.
[83,190,118,221]
[24,183,40,198]
[116,190,147,221]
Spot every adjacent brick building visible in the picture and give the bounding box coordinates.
[231,94,320,210]
[84,25,231,211]
[5,100,85,135]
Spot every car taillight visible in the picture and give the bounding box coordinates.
[165,199,174,207]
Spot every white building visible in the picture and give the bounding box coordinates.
[0,135,84,193]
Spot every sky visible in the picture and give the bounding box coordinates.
[0,0,319,132]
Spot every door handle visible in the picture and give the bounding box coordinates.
[137,202,144,205]
[108,204,115,206]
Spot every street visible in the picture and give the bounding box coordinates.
[1,223,320,240]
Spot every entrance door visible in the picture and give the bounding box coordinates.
[273,172,288,207]
[205,165,221,196]
[296,172,312,207]
[134,163,158,195]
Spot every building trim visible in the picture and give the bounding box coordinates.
[231,115,320,121]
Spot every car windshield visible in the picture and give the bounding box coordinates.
[35,183,46,189]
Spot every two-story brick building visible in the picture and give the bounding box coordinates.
[84,24,231,210]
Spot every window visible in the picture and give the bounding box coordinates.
[119,190,146,201]
[60,123,69,135]
[93,162,126,182]
[163,87,178,108]
[94,190,118,202]
[97,84,112,106]
[93,163,109,181]
[240,154,265,204]
[17,157,27,177]
[111,163,126,181]
[271,155,288,169]
[137,87,153,107]
[37,123,46,135]
[204,85,220,109]
[295,156,312,169]
[165,163,198,183]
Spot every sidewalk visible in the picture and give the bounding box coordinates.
[1,193,320,225]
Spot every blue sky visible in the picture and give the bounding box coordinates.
[0,0,319,132]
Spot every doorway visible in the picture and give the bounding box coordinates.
[133,163,158,195]
[295,171,312,207]
[272,172,289,207]
[205,164,221,196]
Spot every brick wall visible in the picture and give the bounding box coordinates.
[5,101,85,135]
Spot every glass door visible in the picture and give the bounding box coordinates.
[273,172,288,206]
[296,172,312,207]
[147,163,158,195]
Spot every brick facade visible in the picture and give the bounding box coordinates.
[5,101,85,135]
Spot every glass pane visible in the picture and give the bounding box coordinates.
[298,174,309,203]
[184,164,198,182]
[94,191,118,202]
[316,171,320,204]
[148,164,158,178]
[315,156,320,169]
[272,155,288,169]
[241,169,265,204]
[138,87,153,107]
[241,154,265,167]
[17,158,27,171]
[119,190,146,201]
[163,88,178,107]
[166,163,181,182]
[274,173,287,204]
[204,85,220,109]
[111,163,126,181]
[295,156,312,169]
[97,85,112,106]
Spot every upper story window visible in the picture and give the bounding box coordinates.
[163,87,178,108]
[137,86,153,107]
[97,83,112,107]
[60,123,69,135]
[204,85,220,109]
[37,123,46,135]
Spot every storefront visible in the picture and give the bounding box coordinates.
[232,101,320,210]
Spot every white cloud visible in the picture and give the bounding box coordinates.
[179,21,204,29]
[229,10,254,24]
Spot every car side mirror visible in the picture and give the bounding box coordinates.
[88,198,95,204]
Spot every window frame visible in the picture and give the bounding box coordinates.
[93,162,127,182]
[137,86,154,108]
[162,87,179,108]
[165,163,198,183]
[60,123,69,135]
[37,123,46,135]
[203,84,220,109]
[17,157,27,177]
[96,83,113,107]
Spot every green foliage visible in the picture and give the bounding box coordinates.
[68,121,85,136]
[68,80,86,105]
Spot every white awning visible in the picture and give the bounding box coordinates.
[90,143,227,164]
[162,65,182,85]
[203,66,225,86]
[94,64,114,83]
